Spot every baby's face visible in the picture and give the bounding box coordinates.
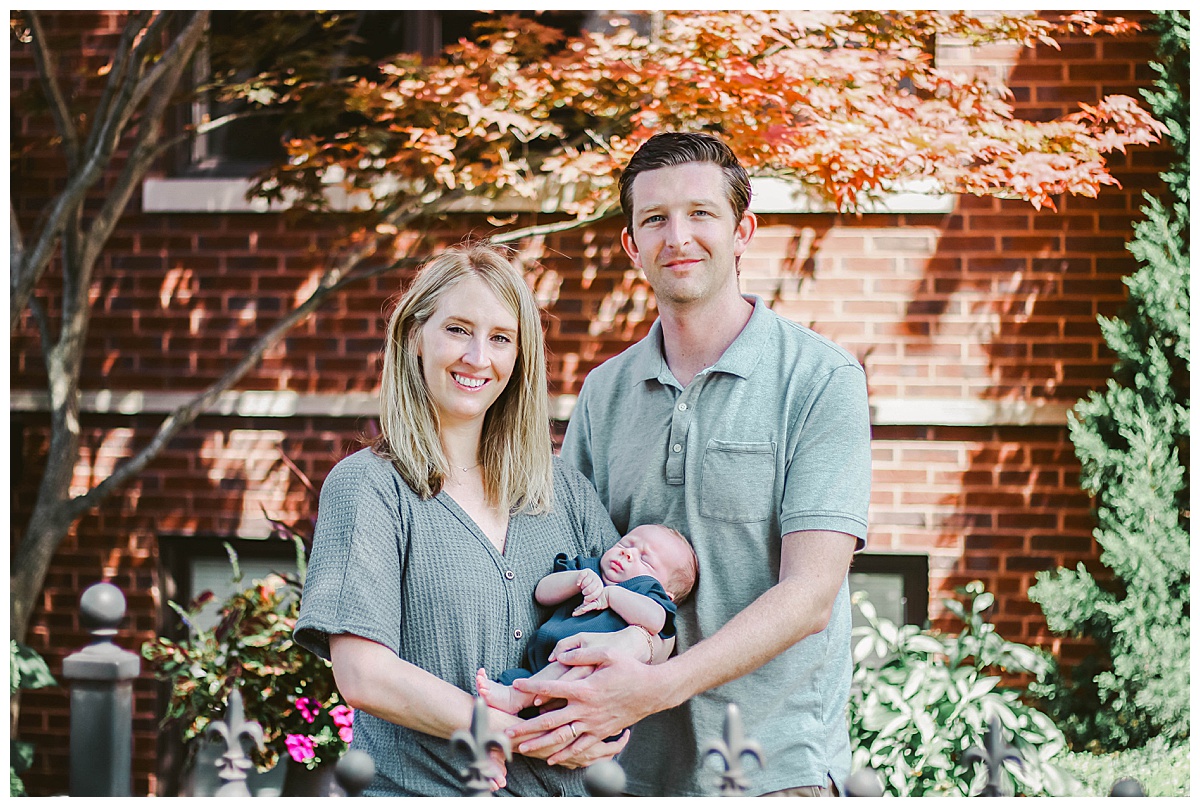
[599,525,691,594]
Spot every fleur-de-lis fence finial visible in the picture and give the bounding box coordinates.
[701,702,765,795]
[451,696,512,796]
[962,715,1022,797]
[1109,777,1146,797]
[336,748,377,796]
[584,758,627,796]
[843,767,885,797]
[205,688,266,797]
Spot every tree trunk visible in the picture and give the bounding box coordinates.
[10,493,76,643]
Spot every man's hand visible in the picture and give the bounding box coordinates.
[548,627,654,665]
[505,646,676,766]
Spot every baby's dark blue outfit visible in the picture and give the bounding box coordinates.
[498,553,677,685]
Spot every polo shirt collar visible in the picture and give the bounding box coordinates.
[634,295,770,384]
[709,295,770,379]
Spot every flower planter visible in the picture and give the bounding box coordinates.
[281,758,343,797]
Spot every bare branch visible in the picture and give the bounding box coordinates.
[10,204,24,278]
[83,9,154,158]
[79,16,209,277]
[488,207,619,246]
[26,11,81,170]
[67,255,390,516]
[10,11,209,334]
[27,296,52,360]
[119,12,208,138]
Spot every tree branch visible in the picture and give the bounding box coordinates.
[27,296,52,359]
[488,206,620,246]
[66,248,415,517]
[26,11,81,170]
[9,11,209,335]
[79,16,209,279]
[118,12,208,138]
[82,9,154,160]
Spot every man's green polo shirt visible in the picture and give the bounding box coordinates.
[561,295,871,796]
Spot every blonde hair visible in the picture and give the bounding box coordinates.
[374,242,554,514]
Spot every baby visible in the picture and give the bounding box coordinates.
[476,523,698,716]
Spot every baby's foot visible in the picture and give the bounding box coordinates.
[475,667,531,715]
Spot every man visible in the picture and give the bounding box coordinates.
[507,132,871,796]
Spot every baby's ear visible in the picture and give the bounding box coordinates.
[665,589,677,602]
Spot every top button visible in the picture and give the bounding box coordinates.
[678,402,688,411]
[504,570,515,580]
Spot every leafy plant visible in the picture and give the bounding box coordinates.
[10,641,57,796]
[141,540,344,771]
[848,582,1077,796]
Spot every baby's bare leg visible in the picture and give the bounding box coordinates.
[476,668,534,715]
[517,661,598,708]
[477,661,601,713]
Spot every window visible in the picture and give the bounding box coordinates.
[848,553,929,629]
[157,535,301,632]
[181,10,590,178]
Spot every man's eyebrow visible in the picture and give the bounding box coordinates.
[637,197,722,213]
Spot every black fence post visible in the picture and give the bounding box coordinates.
[584,759,627,796]
[452,696,511,796]
[701,702,765,795]
[1110,778,1146,797]
[963,716,1021,797]
[336,749,377,796]
[843,768,884,797]
[62,581,141,797]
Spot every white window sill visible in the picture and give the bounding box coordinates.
[142,176,956,215]
[12,390,1066,427]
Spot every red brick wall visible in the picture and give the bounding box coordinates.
[10,10,1168,796]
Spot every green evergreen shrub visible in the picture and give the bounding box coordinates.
[1027,10,1189,751]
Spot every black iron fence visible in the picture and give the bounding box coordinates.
[59,582,1146,797]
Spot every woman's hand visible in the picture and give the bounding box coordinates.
[487,747,508,791]
[512,726,632,769]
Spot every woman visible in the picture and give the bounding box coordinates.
[295,243,630,795]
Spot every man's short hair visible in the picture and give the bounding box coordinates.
[618,132,752,234]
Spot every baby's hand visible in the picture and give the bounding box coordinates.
[572,569,607,616]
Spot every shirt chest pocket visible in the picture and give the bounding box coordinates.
[700,440,777,523]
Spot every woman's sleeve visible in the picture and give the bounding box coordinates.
[295,454,407,660]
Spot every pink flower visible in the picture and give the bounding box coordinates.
[338,726,353,744]
[330,705,354,728]
[285,734,316,763]
[295,697,319,724]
